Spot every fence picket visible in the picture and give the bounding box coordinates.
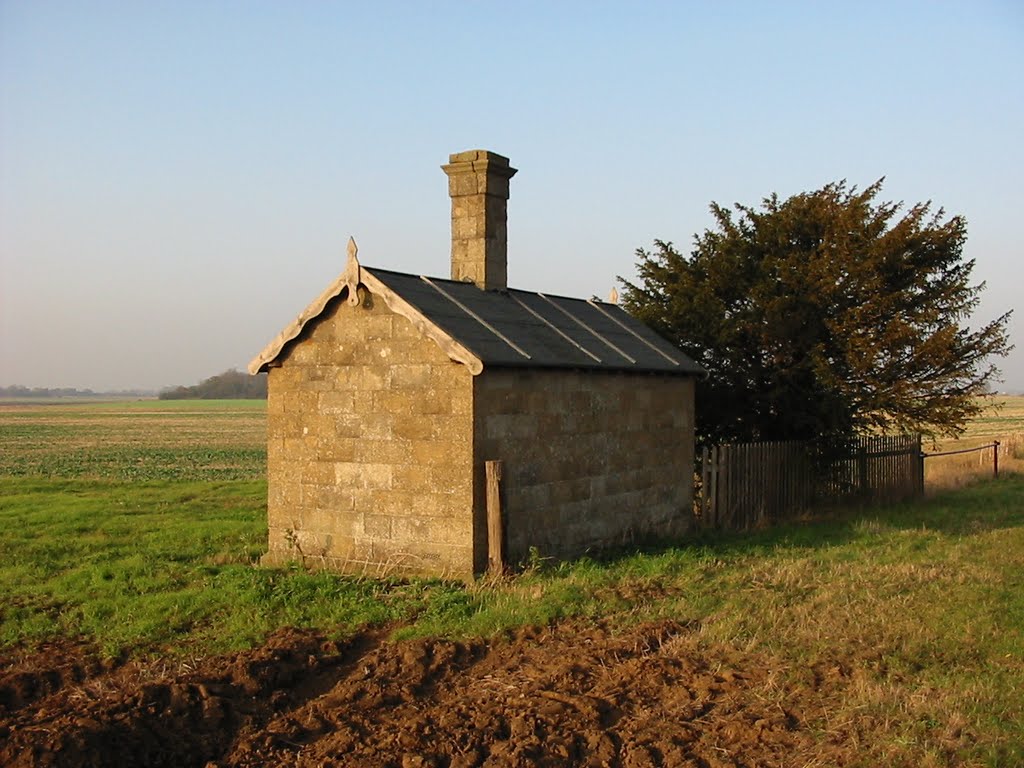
[699,434,924,532]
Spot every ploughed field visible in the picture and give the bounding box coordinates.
[2,619,896,767]
[1,399,1023,767]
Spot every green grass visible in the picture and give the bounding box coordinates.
[0,475,469,655]
[2,474,1021,762]
[2,399,1022,763]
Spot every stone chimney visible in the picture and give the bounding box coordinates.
[441,150,517,290]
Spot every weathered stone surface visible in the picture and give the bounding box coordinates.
[473,369,695,571]
[264,291,475,578]
[441,149,516,291]
[262,286,696,579]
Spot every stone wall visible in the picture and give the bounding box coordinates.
[264,287,476,577]
[473,369,695,567]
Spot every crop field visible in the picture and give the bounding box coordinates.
[1,398,1023,767]
[924,395,1024,489]
[0,399,266,481]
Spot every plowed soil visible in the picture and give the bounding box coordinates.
[1,620,871,767]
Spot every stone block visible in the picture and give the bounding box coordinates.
[392,464,431,488]
[363,513,393,539]
[361,315,394,340]
[351,366,388,391]
[352,390,374,413]
[300,461,335,486]
[429,414,466,442]
[320,390,354,414]
[452,213,484,239]
[300,366,334,391]
[356,439,410,465]
[369,490,415,517]
[417,389,454,415]
[319,342,356,366]
[267,438,285,463]
[316,436,357,463]
[381,536,471,572]
[333,462,361,487]
[267,390,286,415]
[371,389,410,414]
[411,440,458,467]
[391,516,432,543]
[425,493,466,520]
[428,463,472,495]
[392,414,435,441]
[448,172,479,198]
[390,364,431,388]
[319,483,355,511]
[324,367,354,390]
[334,461,392,490]
[284,390,317,414]
[287,342,317,365]
[333,414,362,439]
[359,414,392,440]
[268,476,300,510]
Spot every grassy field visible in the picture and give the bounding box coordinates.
[925,395,1024,489]
[1,399,1023,763]
[0,399,265,481]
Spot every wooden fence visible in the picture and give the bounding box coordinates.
[699,434,923,531]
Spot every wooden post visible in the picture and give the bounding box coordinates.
[994,441,1000,479]
[858,445,869,499]
[700,446,710,525]
[485,460,505,574]
[708,446,718,529]
[916,434,925,497]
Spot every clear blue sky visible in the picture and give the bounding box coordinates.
[2,1,1022,392]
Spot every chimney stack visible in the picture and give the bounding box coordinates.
[441,150,517,291]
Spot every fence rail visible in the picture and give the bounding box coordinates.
[923,440,1000,478]
[699,434,923,532]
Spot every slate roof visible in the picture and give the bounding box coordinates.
[249,243,703,377]
[369,269,702,375]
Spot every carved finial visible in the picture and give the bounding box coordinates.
[608,286,619,304]
[344,237,362,306]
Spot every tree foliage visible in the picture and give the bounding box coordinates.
[621,180,1012,445]
[159,369,267,400]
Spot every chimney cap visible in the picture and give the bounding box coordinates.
[446,149,514,167]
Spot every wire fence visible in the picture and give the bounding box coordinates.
[922,441,1001,478]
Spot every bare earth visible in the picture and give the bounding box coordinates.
[1,620,882,767]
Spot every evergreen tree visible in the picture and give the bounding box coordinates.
[621,180,1012,444]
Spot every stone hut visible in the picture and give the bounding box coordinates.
[249,150,704,578]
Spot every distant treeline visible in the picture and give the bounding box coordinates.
[0,385,154,399]
[159,369,267,400]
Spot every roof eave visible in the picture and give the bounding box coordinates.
[247,239,484,376]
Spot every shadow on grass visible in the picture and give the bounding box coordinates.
[533,471,1024,575]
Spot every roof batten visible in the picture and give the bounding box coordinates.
[419,277,533,361]
[587,300,681,366]
[536,294,637,365]
[508,293,604,363]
